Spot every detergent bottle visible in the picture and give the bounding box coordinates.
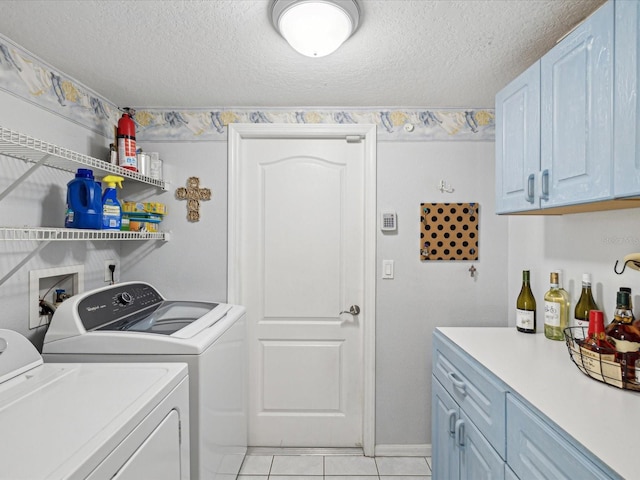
[101,175,124,230]
[65,168,102,229]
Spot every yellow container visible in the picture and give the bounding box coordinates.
[122,201,167,215]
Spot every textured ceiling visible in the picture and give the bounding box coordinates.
[0,0,606,108]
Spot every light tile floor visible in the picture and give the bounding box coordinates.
[238,454,432,480]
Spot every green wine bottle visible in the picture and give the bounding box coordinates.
[574,273,598,339]
[516,270,536,333]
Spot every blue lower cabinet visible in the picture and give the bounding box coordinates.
[506,395,617,480]
[432,377,505,480]
[459,410,505,480]
[433,330,621,479]
[432,378,460,480]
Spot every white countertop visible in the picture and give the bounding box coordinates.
[437,327,637,480]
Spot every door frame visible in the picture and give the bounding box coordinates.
[227,123,377,456]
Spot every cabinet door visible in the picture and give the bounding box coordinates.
[614,0,640,197]
[432,377,460,480]
[459,410,505,480]
[507,395,613,480]
[540,1,613,208]
[495,62,541,213]
[505,465,520,480]
[433,331,506,459]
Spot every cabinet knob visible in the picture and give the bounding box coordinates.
[447,409,457,435]
[447,371,467,395]
[454,419,465,447]
[526,173,535,203]
[540,169,550,201]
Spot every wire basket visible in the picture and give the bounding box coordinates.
[563,326,640,392]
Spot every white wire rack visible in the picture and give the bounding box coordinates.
[0,227,169,242]
[0,126,167,189]
[0,126,170,243]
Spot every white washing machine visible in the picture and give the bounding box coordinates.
[0,328,190,480]
[42,281,247,480]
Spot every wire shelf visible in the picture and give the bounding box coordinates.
[0,126,166,189]
[0,227,168,242]
[564,326,640,392]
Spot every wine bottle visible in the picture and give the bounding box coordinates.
[574,273,599,339]
[606,291,640,382]
[516,270,536,333]
[544,271,569,341]
[554,269,570,305]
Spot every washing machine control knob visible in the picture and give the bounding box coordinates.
[117,292,133,306]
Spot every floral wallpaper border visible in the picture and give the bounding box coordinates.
[0,33,494,142]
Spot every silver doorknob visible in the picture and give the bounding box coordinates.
[339,305,361,316]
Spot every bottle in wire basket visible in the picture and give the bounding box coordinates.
[544,271,569,340]
[621,287,636,323]
[516,270,536,333]
[606,290,640,382]
[581,310,615,357]
[574,273,599,339]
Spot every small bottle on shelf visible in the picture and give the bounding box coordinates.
[606,291,640,383]
[544,271,569,341]
[516,270,536,334]
[573,273,599,339]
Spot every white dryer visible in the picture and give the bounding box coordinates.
[0,328,190,480]
[42,281,247,480]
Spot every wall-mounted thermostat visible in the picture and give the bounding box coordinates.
[380,211,397,231]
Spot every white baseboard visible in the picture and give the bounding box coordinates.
[374,444,432,457]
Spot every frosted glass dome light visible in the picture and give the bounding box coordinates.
[271,0,360,58]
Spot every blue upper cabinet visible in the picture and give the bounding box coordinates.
[614,0,640,197]
[540,0,614,208]
[495,62,541,214]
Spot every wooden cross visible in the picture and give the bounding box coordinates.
[175,177,211,222]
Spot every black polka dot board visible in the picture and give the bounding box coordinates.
[420,203,479,261]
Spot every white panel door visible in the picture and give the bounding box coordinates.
[231,128,370,447]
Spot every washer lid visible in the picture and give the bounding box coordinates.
[0,360,187,479]
[97,300,222,335]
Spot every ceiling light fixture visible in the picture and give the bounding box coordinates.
[271,0,360,58]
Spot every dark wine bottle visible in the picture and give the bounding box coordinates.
[516,270,536,333]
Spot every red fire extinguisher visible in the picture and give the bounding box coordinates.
[117,108,137,171]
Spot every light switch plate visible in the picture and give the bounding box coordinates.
[382,260,394,279]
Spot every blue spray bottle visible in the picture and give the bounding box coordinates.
[101,175,124,230]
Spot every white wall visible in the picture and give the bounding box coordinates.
[120,140,229,301]
[507,209,640,329]
[0,90,119,349]
[376,140,509,447]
